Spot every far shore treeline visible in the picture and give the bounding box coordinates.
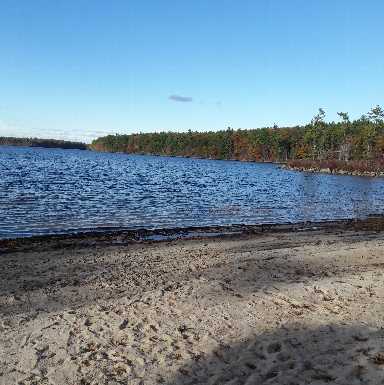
[91,106,384,173]
[0,137,87,150]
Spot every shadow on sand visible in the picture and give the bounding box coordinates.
[1,229,384,384]
[164,322,384,385]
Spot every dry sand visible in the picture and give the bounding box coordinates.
[1,226,384,384]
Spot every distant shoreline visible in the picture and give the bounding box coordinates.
[0,138,88,150]
[4,142,384,177]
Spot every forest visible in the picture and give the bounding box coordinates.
[91,106,384,172]
[0,137,87,150]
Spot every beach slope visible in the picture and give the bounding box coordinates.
[1,226,384,384]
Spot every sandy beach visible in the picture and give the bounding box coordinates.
[1,223,384,384]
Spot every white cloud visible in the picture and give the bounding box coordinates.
[0,119,118,143]
[0,119,20,137]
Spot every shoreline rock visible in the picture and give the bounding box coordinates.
[281,164,384,178]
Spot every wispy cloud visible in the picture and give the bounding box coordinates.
[29,127,116,142]
[169,95,193,102]
[0,119,18,134]
[33,127,70,136]
[73,129,116,136]
[0,121,109,143]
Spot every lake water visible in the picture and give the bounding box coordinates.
[1,145,384,239]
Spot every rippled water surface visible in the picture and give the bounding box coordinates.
[1,146,384,238]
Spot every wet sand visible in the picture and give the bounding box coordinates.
[1,221,384,384]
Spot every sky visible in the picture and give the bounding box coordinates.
[0,0,383,144]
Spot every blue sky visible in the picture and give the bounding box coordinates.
[1,0,383,143]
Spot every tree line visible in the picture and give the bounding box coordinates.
[0,137,87,150]
[88,105,382,165]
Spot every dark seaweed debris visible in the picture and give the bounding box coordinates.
[0,216,383,253]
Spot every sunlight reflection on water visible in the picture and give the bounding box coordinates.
[1,146,384,238]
